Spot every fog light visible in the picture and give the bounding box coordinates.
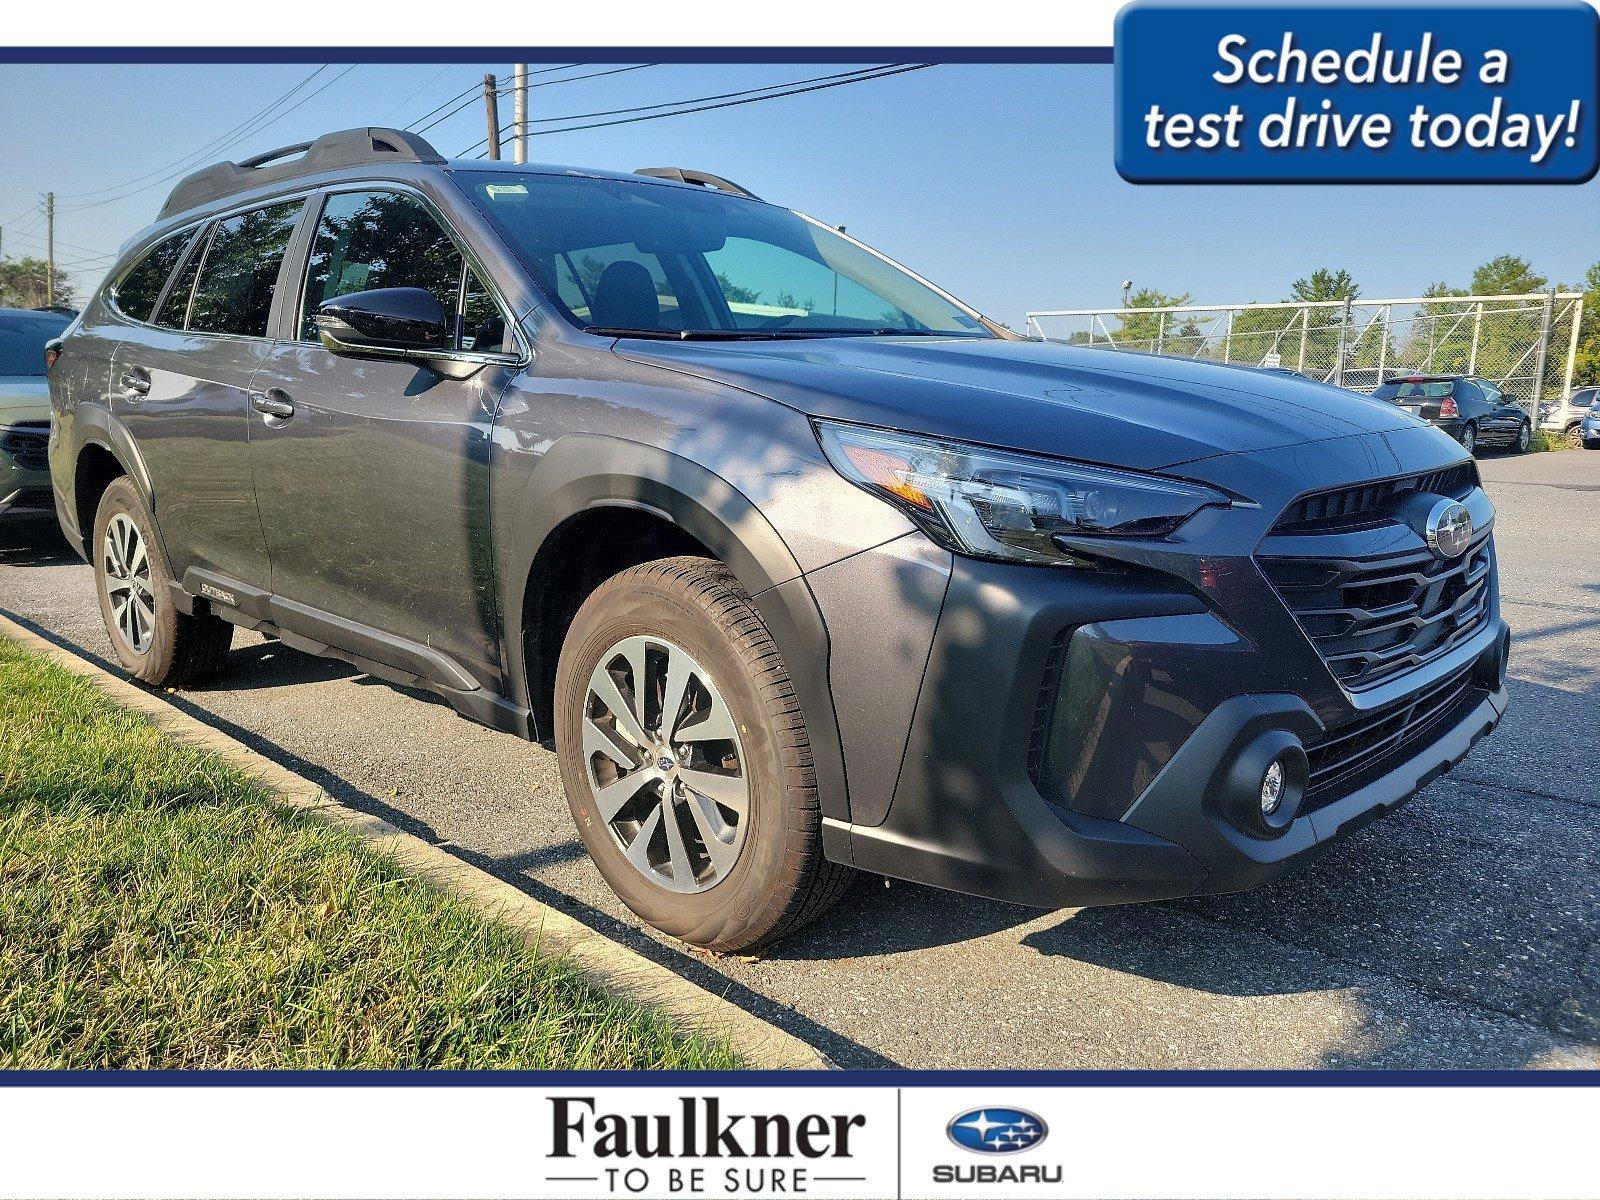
[1261,760,1286,815]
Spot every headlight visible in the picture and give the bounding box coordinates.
[815,419,1229,566]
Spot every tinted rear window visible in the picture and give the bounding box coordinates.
[1373,380,1456,400]
[111,230,195,323]
[187,200,304,337]
[0,311,71,376]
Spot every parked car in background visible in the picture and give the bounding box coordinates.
[1580,401,1600,449]
[47,128,1508,951]
[1371,374,1530,455]
[1539,386,1598,449]
[1,306,73,518]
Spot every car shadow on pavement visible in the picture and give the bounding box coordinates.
[0,514,77,568]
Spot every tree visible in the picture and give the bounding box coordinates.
[1115,287,1194,352]
[1572,260,1599,387]
[0,256,77,310]
[1290,267,1360,303]
[1469,254,1547,297]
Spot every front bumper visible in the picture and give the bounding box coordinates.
[823,547,1508,909]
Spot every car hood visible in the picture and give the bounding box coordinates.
[0,376,50,425]
[613,336,1419,471]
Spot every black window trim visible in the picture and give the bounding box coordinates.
[106,227,200,325]
[292,181,526,367]
[106,183,325,338]
[180,197,311,343]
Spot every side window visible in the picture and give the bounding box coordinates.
[186,200,305,337]
[460,267,507,354]
[1454,380,1483,405]
[153,228,209,330]
[300,191,464,342]
[111,230,195,323]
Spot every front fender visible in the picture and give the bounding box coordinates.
[500,433,852,823]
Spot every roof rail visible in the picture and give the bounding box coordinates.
[158,127,446,220]
[633,167,762,201]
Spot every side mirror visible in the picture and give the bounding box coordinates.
[315,287,449,356]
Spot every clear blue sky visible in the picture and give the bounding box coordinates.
[1,61,1595,325]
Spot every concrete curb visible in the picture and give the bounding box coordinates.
[0,612,830,1070]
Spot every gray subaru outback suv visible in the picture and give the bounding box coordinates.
[48,128,1508,951]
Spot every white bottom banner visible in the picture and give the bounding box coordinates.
[1,1081,1596,1199]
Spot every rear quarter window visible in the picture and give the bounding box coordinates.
[109,230,195,323]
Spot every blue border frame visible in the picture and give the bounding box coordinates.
[1,47,1113,64]
[1,41,1592,1089]
[1,1070,1595,1086]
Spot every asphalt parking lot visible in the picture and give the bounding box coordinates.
[2,448,1597,1069]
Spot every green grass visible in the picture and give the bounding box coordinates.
[0,637,739,1069]
[1528,429,1571,453]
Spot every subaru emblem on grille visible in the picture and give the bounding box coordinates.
[1426,499,1474,560]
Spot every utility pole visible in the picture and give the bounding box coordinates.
[512,64,528,164]
[44,192,55,308]
[483,73,502,161]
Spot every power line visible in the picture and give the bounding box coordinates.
[55,66,330,201]
[377,66,452,124]
[543,65,915,126]
[414,63,660,140]
[456,64,930,157]
[62,65,360,213]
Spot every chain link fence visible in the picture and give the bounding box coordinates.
[1026,291,1586,414]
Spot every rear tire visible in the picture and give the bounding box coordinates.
[1461,422,1477,456]
[92,477,233,687]
[554,556,854,952]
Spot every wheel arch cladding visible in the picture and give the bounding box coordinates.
[503,434,852,824]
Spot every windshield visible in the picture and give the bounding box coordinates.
[0,311,70,376]
[1373,379,1456,401]
[459,171,991,339]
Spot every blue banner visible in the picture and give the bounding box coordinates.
[1116,0,1599,183]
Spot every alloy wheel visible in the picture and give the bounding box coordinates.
[103,513,155,653]
[582,634,749,894]
[1518,423,1530,452]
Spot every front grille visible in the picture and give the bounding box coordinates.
[1260,532,1492,690]
[0,422,49,472]
[1259,464,1493,692]
[1272,462,1476,533]
[1304,665,1481,805]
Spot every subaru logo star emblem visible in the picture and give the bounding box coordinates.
[947,1108,1048,1154]
[1425,498,1474,560]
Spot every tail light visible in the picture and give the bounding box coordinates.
[1439,396,1459,418]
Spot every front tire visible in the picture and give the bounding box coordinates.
[92,477,233,686]
[554,557,853,952]
[1568,424,1585,450]
[1515,421,1531,453]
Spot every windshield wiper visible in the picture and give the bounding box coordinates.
[585,325,978,341]
[585,326,813,341]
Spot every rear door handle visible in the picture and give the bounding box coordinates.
[250,389,295,420]
[119,369,150,398]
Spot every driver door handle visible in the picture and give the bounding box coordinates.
[250,389,295,420]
